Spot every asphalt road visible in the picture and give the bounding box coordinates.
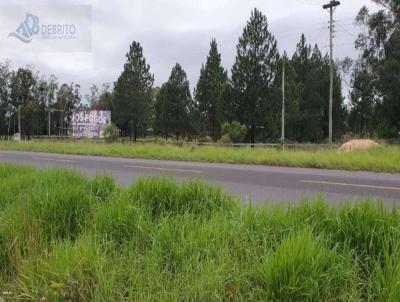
[0,150,400,205]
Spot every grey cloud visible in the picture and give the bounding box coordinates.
[0,0,379,98]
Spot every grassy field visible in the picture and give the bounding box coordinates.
[1,140,400,173]
[0,165,400,301]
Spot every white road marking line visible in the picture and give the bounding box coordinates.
[32,157,75,163]
[301,180,400,191]
[124,165,203,174]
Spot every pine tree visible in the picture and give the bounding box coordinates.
[230,8,279,144]
[290,35,346,142]
[195,39,228,141]
[154,64,195,140]
[114,41,154,141]
[154,83,172,140]
[168,64,193,140]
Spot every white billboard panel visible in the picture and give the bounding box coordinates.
[72,110,111,138]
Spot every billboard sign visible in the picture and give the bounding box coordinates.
[71,110,111,138]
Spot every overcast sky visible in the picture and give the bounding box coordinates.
[0,0,379,99]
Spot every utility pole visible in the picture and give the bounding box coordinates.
[45,108,52,136]
[18,105,21,135]
[48,110,51,136]
[281,62,285,147]
[323,0,340,144]
[45,108,63,137]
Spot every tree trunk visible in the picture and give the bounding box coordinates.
[360,113,364,137]
[250,122,256,145]
[212,117,216,142]
[131,121,137,142]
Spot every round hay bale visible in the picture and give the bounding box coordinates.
[340,139,379,152]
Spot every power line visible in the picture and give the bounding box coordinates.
[294,0,324,7]
[273,21,329,35]
[336,23,357,38]
[309,23,329,45]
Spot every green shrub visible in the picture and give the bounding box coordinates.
[198,136,213,143]
[102,123,120,143]
[221,121,246,143]
[220,134,232,144]
[259,229,357,301]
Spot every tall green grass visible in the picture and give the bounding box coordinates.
[1,140,400,172]
[0,164,399,301]
[259,229,358,301]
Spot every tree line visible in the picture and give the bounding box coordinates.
[347,0,400,138]
[0,64,82,138]
[0,2,398,143]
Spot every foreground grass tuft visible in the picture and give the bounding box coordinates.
[13,236,115,302]
[260,229,358,301]
[129,177,238,219]
[0,164,399,301]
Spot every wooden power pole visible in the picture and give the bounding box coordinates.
[323,0,340,144]
[18,105,21,135]
[281,62,285,146]
[45,108,63,136]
